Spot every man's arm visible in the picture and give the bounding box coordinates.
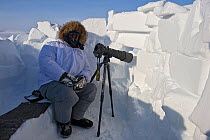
[39,45,65,81]
[78,55,92,83]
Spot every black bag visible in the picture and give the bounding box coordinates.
[24,90,44,103]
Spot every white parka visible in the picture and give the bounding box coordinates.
[38,40,92,87]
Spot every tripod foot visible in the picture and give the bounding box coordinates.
[97,131,100,137]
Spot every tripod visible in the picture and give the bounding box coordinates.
[90,55,115,137]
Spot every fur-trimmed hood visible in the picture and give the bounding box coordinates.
[58,21,87,45]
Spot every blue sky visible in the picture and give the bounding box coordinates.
[0,0,195,32]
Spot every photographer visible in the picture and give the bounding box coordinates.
[38,21,97,138]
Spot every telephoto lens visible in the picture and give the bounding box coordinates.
[93,43,133,63]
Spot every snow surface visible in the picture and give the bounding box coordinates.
[0,0,210,140]
[28,28,47,42]
[159,2,189,17]
[137,1,165,13]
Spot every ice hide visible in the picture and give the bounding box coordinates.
[107,0,210,139]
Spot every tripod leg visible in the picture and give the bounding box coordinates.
[90,63,103,83]
[97,63,107,137]
[107,64,114,117]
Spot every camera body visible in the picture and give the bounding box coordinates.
[93,43,133,63]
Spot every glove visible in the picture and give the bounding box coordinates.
[59,72,76,87]
[73,75,87,91]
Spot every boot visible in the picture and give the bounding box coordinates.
[71,118,93,128]
[57,121,72,138]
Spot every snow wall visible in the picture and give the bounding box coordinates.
[0,0,210,140]
[106,0,210,139]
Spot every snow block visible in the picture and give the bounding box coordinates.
[169,53,210,96]
[14,33,28,44]
[136,51,164,75]
[23,40,43,50]
[178,0,210,59]
[107,10,117,31]
[153,6,164,17]
[133,68,147,90]
[162,88,199,137]
[158,19,178,53]
[28,28,47,42]
[106,31,119,42]
[137,1,165,13]
[115,33,148,49]
[202,2,210,43]
[37,21,59,39]
[145,28,162,53]
[112,12,153,32]
[158,13,188,53]
[189,70,210,136]
[193,127,210,140]
[184,4,193,10]
[145,70,179,100]
[145,12,161,27]
[8,35,15,42]
[0,40,25,79]
[159,2,189,17]
[42,38,57,46]
[82,18,107,37]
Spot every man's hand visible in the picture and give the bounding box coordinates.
[59,72,76,87]
[74,76,87,91]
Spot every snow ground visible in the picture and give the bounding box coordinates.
[0,0,210,140]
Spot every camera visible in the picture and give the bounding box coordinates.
[93,43,133,63]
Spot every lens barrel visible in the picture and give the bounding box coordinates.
[94,43,133,63]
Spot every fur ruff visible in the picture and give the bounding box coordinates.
[58,21,87,45]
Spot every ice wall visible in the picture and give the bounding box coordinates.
[0,0,209,139]
[107,0,210,139]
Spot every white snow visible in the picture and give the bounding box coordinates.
[23,40,44,50]
[28,28,47,42]
[1,0,210,140]
[14,33,29,44]
[0,40,25,79]
[158,13,189,53]
[189,70,210,136]
[115,33,149,49]
[112,11,153,32]
[153,6,164,17]
[82,18,107,37]
[145,12,161,27]
[8,35,15,42]
[169,53,210,96]
[159,2,189,17]
[137,1,165,13]
[202,2,210,43]
[162,88,199,138]
[107,10,117,31]
[106,31,119,42]
[37,21,59,39]
[145,27,162,53]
